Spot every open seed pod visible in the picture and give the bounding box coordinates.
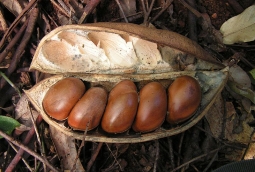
[25,23,228,143]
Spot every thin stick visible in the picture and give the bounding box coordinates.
[71,120,90,172]
[167,137,175,169]
[50,0,71,18]
[27,101,41,148]
[178,0,202,18]
[106,143,123,171]
[172,146,224,172]
[87,142,103,172]
[78,0,101,24]
[0,0,38,50]
[153,140,159,172]
[115,0,128,23]
[0,19,28,64]
[0,7,39,89]
[27,100,47,171]
[203,151,218,172]
[178,132,185,166]
[140,0,156,25]
[5,115,43,172]
[150,0,173,23]
[227,0,244,14]
[0,71,21,97]
[8,142,33,172]
[0,128,59,172]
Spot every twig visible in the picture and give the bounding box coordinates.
[0,19,28,64]
[0,0,38,50]
[203,151,218,172]
[57,0,74,13]
[182,122,202,171]
[140,0,156,25]
[150,0,173,23]
[0,122,59,172]
[8,142,34,172]
[27,100,47,171]
[50,0,71,18]
[112,7,161,22]
[0,7,39,89]
[178,0,202,18]
[227,0,244,14]
[105,143,123,171]
[178,132,185,166]
[187,0,197,42]
[153,140,159,172]
[115,0,128,23]
[87,142,103,172]
[5,115,43,172]
[167,137,175,169]
[71,120,90,172]
[0,71,21,97]
[172,146,225,172]
[78,0,101,24]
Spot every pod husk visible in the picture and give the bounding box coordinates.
[26,23,228,143]
[25,68,228,143]
[30,23,224,74]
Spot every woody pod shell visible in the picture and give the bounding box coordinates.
[25,22,228,143]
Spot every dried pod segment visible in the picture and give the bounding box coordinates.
[68,87,108,131]
[101,80,138,133]
[42,77,85,120]
[167,76,201,124]
[30,23,224,75]
[132,82,167,133]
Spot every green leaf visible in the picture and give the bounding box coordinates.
[249,69,255,79]
[0,115,20,139]
[227,80,255,104]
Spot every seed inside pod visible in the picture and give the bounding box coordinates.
[68,87,108,131]
[167,75,201,124]
[101,80,138,134]
[132,82,167,133]
[42,77,85,120]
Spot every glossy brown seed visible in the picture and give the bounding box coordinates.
[101,80,138,134]
[42,77,85,120]
[68,87,108,131]
[167,75,201,124]
[132,82,167,133]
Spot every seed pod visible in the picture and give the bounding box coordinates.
[68,87,108,131]
[167,76,201,124]
[42,77,85,120]
[132,82,167,133]
[101,80,138,133]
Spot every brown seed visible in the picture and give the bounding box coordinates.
[101,80,138,133]
[42,77,85,120]
[167,75,201,124]
[68,87,108,131]
[132,82,167,133]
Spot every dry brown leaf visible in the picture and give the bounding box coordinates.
[15,94,39,128]
[220,5,255,44]
[0,0,26,22]
[50,126,85,171]
[224,102,254,161]
[244,132,255,159]
[227,64,252,112]
[205,95,224,139]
